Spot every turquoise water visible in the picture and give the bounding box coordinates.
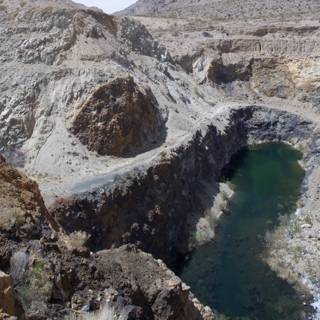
[178,143,314,320]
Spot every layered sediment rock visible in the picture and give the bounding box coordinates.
[132,13,320,113]
[193,54,320,106]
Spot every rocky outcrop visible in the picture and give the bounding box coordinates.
[118,17,172,62]
[70,77,166,157]
[0,0,171,166]
[0,271,17,317]
[0,155,49,240]
[71,246,215,320]
[0,160,214,320]
[0,144,215,319]
[207,58,252,84]
[0,240,215,319]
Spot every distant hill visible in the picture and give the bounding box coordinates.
[118,0,320,20]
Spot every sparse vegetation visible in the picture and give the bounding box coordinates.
[303,214,313,226]
[67,302,123,320]
[18,258,53,310]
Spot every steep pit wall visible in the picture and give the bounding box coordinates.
[50,106,316,268]
[189,53,320,111]
[50,108,251,266]
[0,156,216,320]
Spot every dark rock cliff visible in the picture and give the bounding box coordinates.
[51,108,252,266]
[50,105,316,269]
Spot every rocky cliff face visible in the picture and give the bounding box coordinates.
[0,157,214,319]
[129,15,320,114]
[51,108,251,265]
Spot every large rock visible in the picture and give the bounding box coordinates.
[94,247,209,320]
[59,245,215,320]
[0,155,49,239]
[70,77,166,157]
[0,271,16,317]
[251,59,295,99]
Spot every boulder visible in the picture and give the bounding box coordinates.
[251,59,295,99]
[0,155,49,239]
[89,246,215,320]
[70,77,166,157]
[0,271,16,317]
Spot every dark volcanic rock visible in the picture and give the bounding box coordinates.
[1,240,214,319]
[207,58,253,84]
[51,108,253,266]
[90,246,213,320]
[70,77,166,157]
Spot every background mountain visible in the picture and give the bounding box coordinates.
[118,0,320,20]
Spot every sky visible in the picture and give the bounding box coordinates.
[74,0,138,14]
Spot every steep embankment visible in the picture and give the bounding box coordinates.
[0,155,214,319]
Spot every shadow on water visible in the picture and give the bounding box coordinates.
[176,143,315,320]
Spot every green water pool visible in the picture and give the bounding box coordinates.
[178,143,314,320]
